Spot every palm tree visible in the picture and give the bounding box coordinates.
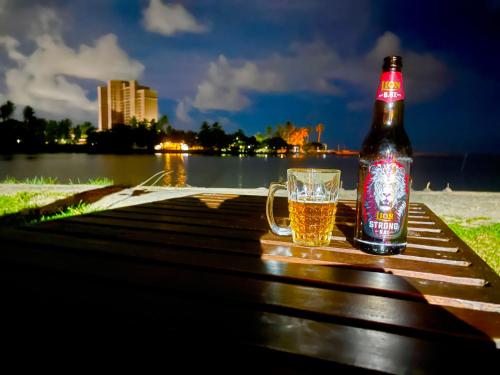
[306,125,313,143]
[158,114,169,131]
[23,105,35,123]
[316,123,324,143]
[0,100,15,121]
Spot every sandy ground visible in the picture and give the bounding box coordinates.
[1,184,499,223]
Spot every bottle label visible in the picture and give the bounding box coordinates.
[362,158,410,240]
[376,71,405,102]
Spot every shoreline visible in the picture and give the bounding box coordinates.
[2,149,500,157]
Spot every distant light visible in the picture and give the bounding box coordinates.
[154,144,162,150]
[16,139,21,144]
[181,143,189,151]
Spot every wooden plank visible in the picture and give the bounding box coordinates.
[113,204,455,249]
[40,214,448,270]
[80,198,489,285]
[95,209,464,261]
[0,226,442,303]
[45,214,487,285]
[2,226,500,312]
[1,260,495,373]
[98,206,268,231]
[0,236,498,347]
[54,206,487,285]
[1,193,499,369]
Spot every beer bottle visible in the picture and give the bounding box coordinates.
[354,56,413,255]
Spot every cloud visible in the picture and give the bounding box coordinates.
[175,97,193,123]
[0,7,144,122]
[142,0,207,36]
[338,31,450,107]
[191,41,341,112]
[0,0,7,14]
[180,31,449,121]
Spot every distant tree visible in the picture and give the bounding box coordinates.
[288,128,309,147]
[80,121,95,138]
[254,132,267,143]
[316,123,324,143]
[45,120,59,144]
[134,121,149,148]
[232,129,247,142]
[129,116,139,128]
[165,123,175,136]
[184,130,198,146]
[265,125,273,138]
[274,124,284,138]
[58,119,72,142]
[198,121,230,150]
[285,121,294,142]
[211,122,230,150]
[228,129,249,154]
[265,136,289,151]
[111,124,134,151]
[306,124,313,143]
[24,118,46,149]
[158,114,169,131]
[0,100,15,121]
[72,125,82,142]
[23,105,35,123]
[246,136,259,153]
[18,105,44,148]
[198,121,212,149]
[0,118,22,151]
[150,119,163,133]
[273,121,295,142]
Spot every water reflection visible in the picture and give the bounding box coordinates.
[0,153,498,190]
[162,153,187,187]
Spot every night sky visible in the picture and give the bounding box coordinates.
[0,0,499,153]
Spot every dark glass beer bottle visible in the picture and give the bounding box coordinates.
[354,56,413,255]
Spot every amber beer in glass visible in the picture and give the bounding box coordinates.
[266,168,341,246]
[354,56,413,255]
[288,200,337,245]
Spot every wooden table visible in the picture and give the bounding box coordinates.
[1,194,499,372]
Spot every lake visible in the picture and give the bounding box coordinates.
[1,153,499,191]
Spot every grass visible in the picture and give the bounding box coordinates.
[2,176,114,185]
[0,191,69,216]
[37,201,94,222]
[85,177,114,185]
[447,222,500,275]
[2,176,59,184]
[0,192,94,224]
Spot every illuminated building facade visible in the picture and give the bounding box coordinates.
[98,80,158,131]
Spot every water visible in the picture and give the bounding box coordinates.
[1,153,499,191]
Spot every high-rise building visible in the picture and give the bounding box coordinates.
[97,80,158,131]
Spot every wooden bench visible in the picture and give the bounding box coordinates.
[0,193,498,371]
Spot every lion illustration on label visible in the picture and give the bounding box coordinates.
[362,160,409,240]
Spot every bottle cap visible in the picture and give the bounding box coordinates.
[383,56,403,71]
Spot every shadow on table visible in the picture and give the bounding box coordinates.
[0,194,497,370]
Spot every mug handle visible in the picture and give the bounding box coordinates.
[266,183,292,236]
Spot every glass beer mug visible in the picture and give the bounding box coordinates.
[266,168,341,246]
